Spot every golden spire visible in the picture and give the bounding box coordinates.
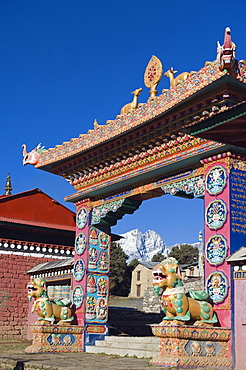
[4,173,12,195]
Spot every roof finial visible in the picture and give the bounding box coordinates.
[4,173,12,195]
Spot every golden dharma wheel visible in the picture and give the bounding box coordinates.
[144,55,163,88]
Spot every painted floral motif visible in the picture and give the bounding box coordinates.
[206,200,227,230]
[73,259,85,282]
[206,166,227,195]
[63,335,72,345]
[50,334,61,345]
[205,235,228,266]
[206,271,228,304]
[72,285,84,309]
[75,233,86,255]
[91,199,125,224]
[161,175,205,198]
[76,207,88,229]
[89,227,99,245]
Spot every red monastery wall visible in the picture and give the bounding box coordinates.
[0,254,58,339]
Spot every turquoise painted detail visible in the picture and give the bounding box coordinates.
[37,315,54,322]
[176,293,183,299]
[176,306,183,314]
[200,311,210,320]
[174,299,183,307]
[201,304,210,313]
[60,316,74,323]
[201,313,218,324]
[163,310,191,322]
[188,290,209,301]
[154,286,161,296]
[177,280,183,287]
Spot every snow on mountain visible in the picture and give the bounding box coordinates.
[118,229,170,262]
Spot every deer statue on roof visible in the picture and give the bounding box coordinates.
[119,88,142,116]
[164,68,194,89]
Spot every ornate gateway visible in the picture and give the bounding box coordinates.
[23,27,246,366]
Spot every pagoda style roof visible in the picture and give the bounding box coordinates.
[36,61,232,170]
[23,30,246,204]
[34,61,246,173]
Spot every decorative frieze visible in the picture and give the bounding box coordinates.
[0,240,73,258]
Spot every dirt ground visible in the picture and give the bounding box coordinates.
[0,339,162,370]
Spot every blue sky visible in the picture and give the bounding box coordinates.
[1,1,245,246]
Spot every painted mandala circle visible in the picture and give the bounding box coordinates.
[76,207,88,229]
[206,165,227,195]
[72,285,84,309]
[73,259,85,282]
[205,200,227,230]
[205,235,228,266]
[75,233,87,255]
[206,271,228,304]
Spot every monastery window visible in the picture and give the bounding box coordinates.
[136,284,141,297]
[137,271,141,281]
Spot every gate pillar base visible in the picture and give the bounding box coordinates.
[150,324,232,369]
[25,324,84,353]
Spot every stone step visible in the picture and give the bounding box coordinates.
[85,336,160,359]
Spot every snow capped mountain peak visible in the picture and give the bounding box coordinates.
[118,229,170,262]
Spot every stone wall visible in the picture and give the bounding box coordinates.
[143,277,204,313]
[129,265,153,298]
[0,254,58,339]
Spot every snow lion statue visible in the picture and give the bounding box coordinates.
[152,257,217,326]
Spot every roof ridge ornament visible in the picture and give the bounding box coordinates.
[164,67,195,89]
[4,173,12,195]
[217,27,237,73]
[118,87,143,116]
[144,55,163,100]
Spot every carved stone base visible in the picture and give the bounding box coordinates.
[150,324,232,369]
[25,324,84,353]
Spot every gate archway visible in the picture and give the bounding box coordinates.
[25,29,246,359]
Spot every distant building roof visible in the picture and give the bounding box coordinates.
[137,260,199,270]
[227,247,246,264]
[139,261,159,269]
[27,257,74,273]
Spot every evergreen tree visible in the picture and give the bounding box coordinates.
[109,242,130,296]
[168,244,199,265]
[151,252,165,262]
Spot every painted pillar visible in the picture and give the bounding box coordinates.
[203,157,231,328]
[203,155,246,361]
[72,200,110,349]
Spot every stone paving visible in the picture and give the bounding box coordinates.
[0,340,165,370]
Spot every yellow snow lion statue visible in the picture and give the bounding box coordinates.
[152,257,217,326]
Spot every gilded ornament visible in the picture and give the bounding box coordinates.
[144,55,163,99]
[164,67,194,89]
[118,88,142,116]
